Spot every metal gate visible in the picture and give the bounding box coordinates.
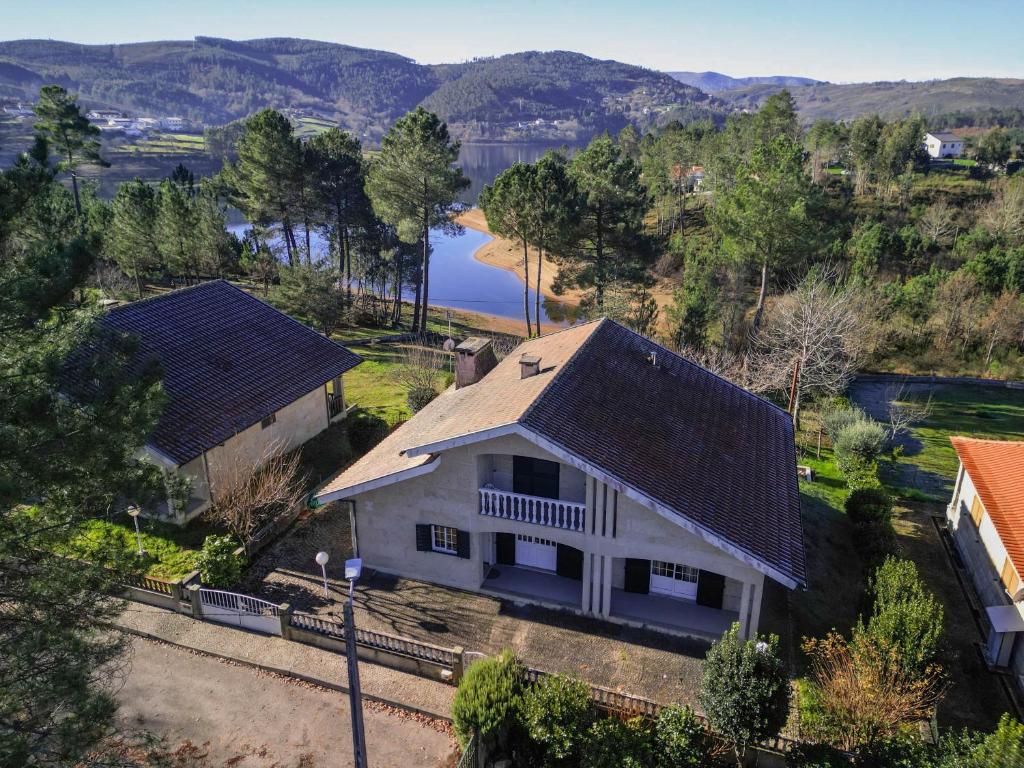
[198,588,282,635]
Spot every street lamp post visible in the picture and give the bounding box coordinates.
[343,558,368,768]
[315,550,330,596]
[313,553,368,768]
[127,505,144,557]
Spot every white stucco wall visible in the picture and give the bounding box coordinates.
[347,431,771,636]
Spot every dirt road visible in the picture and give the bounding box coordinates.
[114,637,457,768]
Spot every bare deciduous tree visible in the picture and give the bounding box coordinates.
[391,345,447,392]
[673,342,749,387]
[980,290,1024,371]
[205,445,308,553]
[979,178,1024,245]
[747,270,864,427]
[884,383,933,448]
[916,199,956,246]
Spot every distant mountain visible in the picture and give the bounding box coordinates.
[720,77,1024,122]
[666,71,821,93]
[0,38,726,142]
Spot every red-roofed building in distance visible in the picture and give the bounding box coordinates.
[947,436,1024,693]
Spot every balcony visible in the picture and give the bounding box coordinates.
[479,487,586,532]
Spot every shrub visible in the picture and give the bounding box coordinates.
[699,624,789,767]
[966,712,1024,767]
[821,406,864,441]
[654,705,705,768]
[521,674,596,766]
[844,488,893,526]
[194,534,244,588]
[833,419,886,466]
[407,385,438,413]
[785,742,852,767]
[857,557,944,679]
[451,650,525,751]
[835,456,881,491]
[586,716,654,768]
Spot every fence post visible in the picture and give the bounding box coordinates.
[187,584,203,619]
[279,602,292,640]
[169,577,183,605]
[451,646,465,684]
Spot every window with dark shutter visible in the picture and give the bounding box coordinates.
[624,558,651,594]
[415,524,432,552]
[456,530,471,559]
[495,532,515,564]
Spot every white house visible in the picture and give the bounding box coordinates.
[315,320,806,641]
[946,436,1024,694]
[160,116,187,131]
[924,131,964,159]
[98,281,362,523]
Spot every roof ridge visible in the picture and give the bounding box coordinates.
[107,278,229,314]
[518,317,609,424]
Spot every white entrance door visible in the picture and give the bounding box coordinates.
[515,534,557,572]
[649,560,699,600]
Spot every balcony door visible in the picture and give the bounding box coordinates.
[513,456,560,499]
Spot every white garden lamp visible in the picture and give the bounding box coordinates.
[127,505,144,556]
[315,550,330,595]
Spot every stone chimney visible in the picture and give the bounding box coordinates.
[519,354,541,379]
[455,337,498,388]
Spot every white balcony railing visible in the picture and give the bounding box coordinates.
[479,488,586,532]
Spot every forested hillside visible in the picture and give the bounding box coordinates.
[0,38,723,141]
[722,77,1024,124]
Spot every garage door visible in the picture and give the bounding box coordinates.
[649,560,699,600]
[515,534,557,571]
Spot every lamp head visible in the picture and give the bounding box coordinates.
[315,551,329,566]
[344,558,362,581]
[127,505,140,518]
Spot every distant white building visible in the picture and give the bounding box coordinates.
[161,116,187,131]
[924,131,964,159]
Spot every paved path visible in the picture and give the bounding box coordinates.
[113,601,456,720]
[116,636,457,767]
[242,509,713,707]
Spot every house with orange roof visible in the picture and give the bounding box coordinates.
[313,320,806,641]
[947,436,1024,691]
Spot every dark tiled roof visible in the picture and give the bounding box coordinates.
[100,281,361,465]
[522,321,805,587]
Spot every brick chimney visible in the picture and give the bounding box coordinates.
[519,354,541,379]
[455,337,498,388]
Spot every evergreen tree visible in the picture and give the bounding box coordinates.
[0,144,166,765]
[106,179,159,298]
[32,86,107,217]
[528,151,578,336]
[556,135,650,312]
[366,107,469,332]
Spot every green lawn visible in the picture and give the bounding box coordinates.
[342,345,412,424]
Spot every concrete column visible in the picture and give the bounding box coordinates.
[278,602,292,639]
[738,580,753,639]
[581,552,594,614]
[600,555,613,618]
[748,577,764,639]
[451,646,466,683]
[187,583,203,618]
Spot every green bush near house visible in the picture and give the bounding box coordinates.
[654,705,706,768]
[585,716,654,768]
[834,419,886,467]
[194,534,245,588]
[345,409,390,455]
[521,673,596,766]
[407,385,438,413]
[844,488,893,527]
[451,649,526,751]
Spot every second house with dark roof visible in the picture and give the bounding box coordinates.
[315,319,804,641]
[101,280,362,524]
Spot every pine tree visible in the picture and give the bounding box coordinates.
[106,179,159,298]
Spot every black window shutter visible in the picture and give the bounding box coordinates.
[415,524,432,552]
[456,529,471,559]
[495,532,515,565]
[624,558,650,594]
[556,544,583,580]
[696,570,726,609]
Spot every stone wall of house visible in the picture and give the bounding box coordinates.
[349,431,769,636]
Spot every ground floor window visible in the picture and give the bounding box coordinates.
[432,524,458,555]
[651,560,699,582]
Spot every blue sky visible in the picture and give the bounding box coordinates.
[6,0,1021,82]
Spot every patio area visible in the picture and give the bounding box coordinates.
[611,590,738,640]
[480,564,582,608]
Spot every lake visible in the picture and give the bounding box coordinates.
[228,222,572,326]
[457,142,578,204]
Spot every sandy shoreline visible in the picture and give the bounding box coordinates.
[456,208,583,304]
